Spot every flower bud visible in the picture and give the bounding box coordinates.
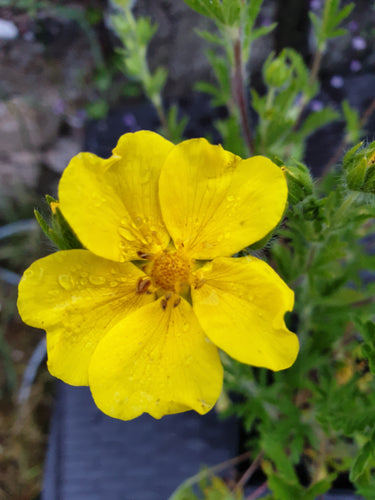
[281,162,314,204]
[344,141,375,194]
[264,56,291,88]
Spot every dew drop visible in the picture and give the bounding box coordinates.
[182,323,190,332]
[226,194,235,202]
[25,269,34,278]
[89,275,106,286]
[110,281,118,287]
[58,274,74,290]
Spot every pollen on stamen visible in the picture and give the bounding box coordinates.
[137,250,152,259]
[151,250,191,293]
[136,277,151,294]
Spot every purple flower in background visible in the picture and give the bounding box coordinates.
[350,60,362,72]
[53,99,66,116]
[310,0,322,10]
[122,113,140,131]
[310,99,324,112]
[330,76,344,89]
[348,20,359,32]
[352,36,367,51]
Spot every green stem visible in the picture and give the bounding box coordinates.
[232,35,254,155]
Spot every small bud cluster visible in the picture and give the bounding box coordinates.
[343,141,375,194]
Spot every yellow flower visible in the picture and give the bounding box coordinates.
[17,131,299,420]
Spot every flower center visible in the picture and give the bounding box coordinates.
[151,250,191,293]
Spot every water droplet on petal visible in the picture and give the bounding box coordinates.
[134,216,144,228]
[182,323,190,332]
[89,275,106,286]
[58,274,74,290]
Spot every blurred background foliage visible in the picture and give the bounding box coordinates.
[1,0,375,498]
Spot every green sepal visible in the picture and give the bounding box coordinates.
[34,196,83,250]
[282,162,314,205]
[343,140,375,194]
[346,157,367,191]
[342,141,364,170]
[363,163,375,194]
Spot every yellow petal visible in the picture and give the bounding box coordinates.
[17,250,153,385]
[159,138,287,259]
[59,131,174,262]
[192,256,298,371]
[89,297,223,420]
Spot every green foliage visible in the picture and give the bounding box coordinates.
[310,0,355,50]
[171,475,242,500]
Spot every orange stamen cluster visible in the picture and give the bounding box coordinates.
[151,250,191,293]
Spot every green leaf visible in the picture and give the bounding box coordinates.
[195,28,224,46]
[145,67,167,99]
[350,441,375,482]
[262,436,298,482]
[183,0,225,24]
[304,474,337,500]
[166,105,188,144]
[342,99,362,144]
[299,107,339,139]
[250,23,277,42]
[334,409,375,435]
[362,344,375,374]
[222,0,242,26]
[266,473,303,500]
